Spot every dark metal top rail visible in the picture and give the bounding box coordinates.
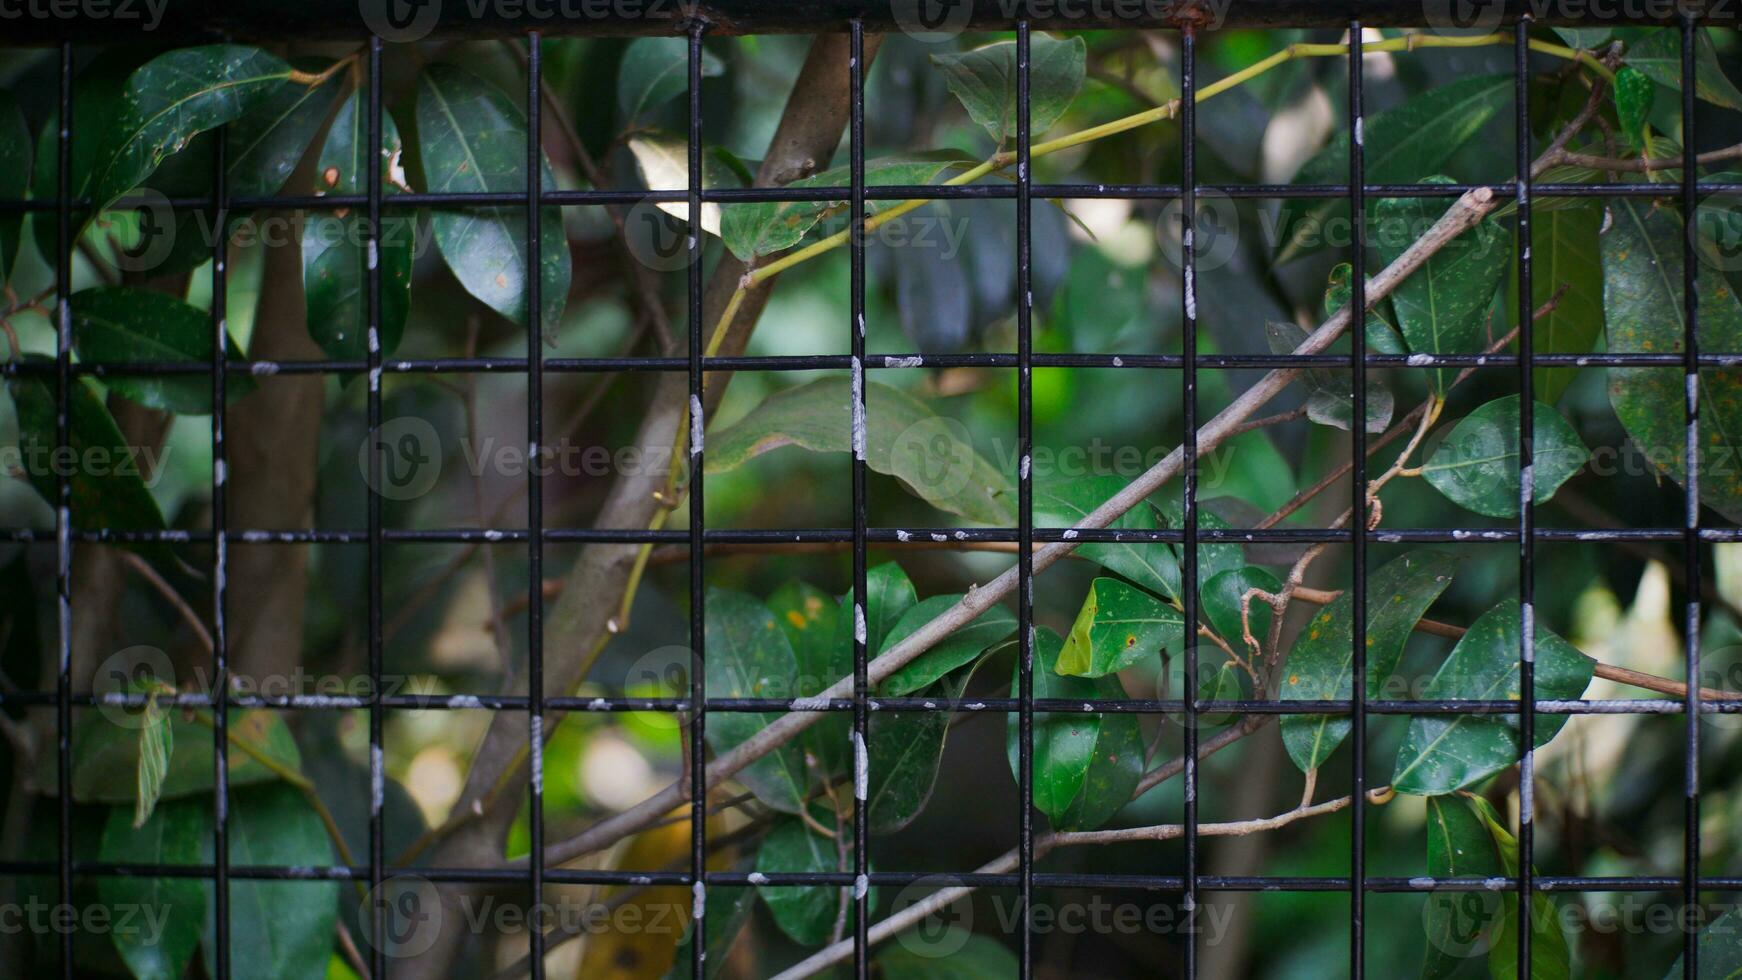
[0,0,1730,43]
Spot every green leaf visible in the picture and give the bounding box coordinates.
[202,783,339,980]
[1516,201,1604,403]
[1280,551,1461,772]
[1325,262,1408,356]
[8,366,166,537]
[1665,905,1742,979]
[1276,74,1511,264]
[304,90,412,360]
[416,63,571,331]
[1058,577,1183,678]
[1393,600,1595,796]
[703,588,811,813]
[930,34,1087,146]
[1422,794,1506,980]
[0,91,29,282]
[69,287,253,414]
[1554,27,1612,49]
[720,152,972,260]
[1419,396,1589,519]
[859,561,919,656]
[1613,67,1656,150]
[801,562,924,775]
[99,799,209,980]
[94,46,299,212]
[1473,796,1572,980]
[223,62,347,199]
[1266,319,1394,433]
[1604,197,1742,524]
[666,885,753,980]
[1010,628,1140,831]
[705,378,1014,525]
[70,709,301,805]
[1625,27,1742,111]
[1035,476,1176,602]
[754,814,874,946]
[770,578,850,776]
[134,684,172,827]
[1374,177,1511,391]
[875,932,1019,977]
[878,594,1016,695]
[865,706,950,835]
[1202,566,1280,654]
[618,37,724,121]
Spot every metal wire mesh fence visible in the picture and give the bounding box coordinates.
[1,2,1740,978]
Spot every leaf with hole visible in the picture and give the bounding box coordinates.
[720,152,974,260]
[1420,396,1589,519]
[98,799,209,980]
[1280,551,1461,772]
[1009,628,1140,831]
[1624,27,1742,111]
[201,783,339,980]
[1057,577,1183,679]
[1393,600,1594,795]
[304,90,413,360]
[417,63,571,331]
[1374,177,1511,391]
[1604,197,1742,524]
[1275,74,1510,264]
[1266,319,1394,433]
[703,588,811,814]
[879,593,1016,695]
[617,37,724,122]
[931,34,1086,146]
[68,287,254,414]
[706,378,1014,524]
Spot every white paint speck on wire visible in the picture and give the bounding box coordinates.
[853,731,869,801]
[851,357,866,460]
[693,882,706,919]
[690,395,704,456]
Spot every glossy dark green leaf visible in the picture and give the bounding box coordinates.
[1036,476,1177,602]
[879,593,1016,695]
[1516,200,1604,403]
[1697,173,1742,273]
[417,63,571,330]
[68,287,252,414]
[8,366,166,537]
[1422,794,1506,980]
[1280,551,1461,772]
[667,884,753,980]
[1266,319,1394,433]
[1420,396,1589,519]
[1473,795,1571,980]
[93,46,300,211]
[875,932,1019,977]
[69,709,301,805]
[223,63,346,199]
[202,783,339,980]
[1393,600,1594,795]
[617,37,725,121]
[754,814,875,946]
[1374,178,1510,391]
[705,378,1014,524]
[1276,74,1510,264]
[98,799,209,980]
[1009,628,1139,831]
[1625,27,1742,111]
[771,578,850,776]
[1614,67,1656,150]
[1057,577,1183,679]
[865,705,950,835]
[1324,261,1408,356]
[31,50,147,267]
[931,34,1086,146]
[720,152,973,260]
[1604,197,1742,524]
[1665,905,1742,979]
[1156,497,1245,601]
[0,91,29,281]
[703,587,810,813]
[1202,566,1280,654]
[304,90,412,360]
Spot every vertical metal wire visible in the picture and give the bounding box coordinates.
[1678,14,1703,978]
[1346,22,1367,978]
[1015,18,1036,978]
[686,20,709,980]
[364,34,387,980]
[847,18,871,980]
[524,30,548,980]
[1514,18,1538,978]
[52,38,73,980]
[209,121,233,980]
[1178,26,1200,979]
